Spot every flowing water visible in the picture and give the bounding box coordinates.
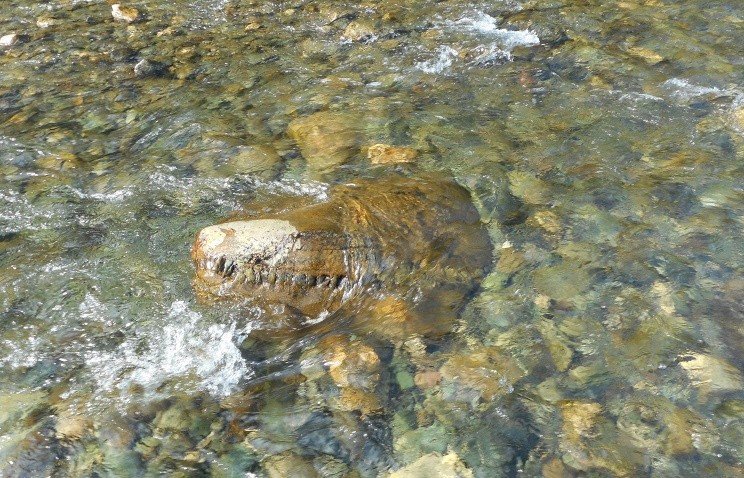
[0,0,743,476]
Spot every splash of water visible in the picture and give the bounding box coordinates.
[416,45,459,74]
[86,300,251,397]
[454,11,540,50]
[417,10,540,73]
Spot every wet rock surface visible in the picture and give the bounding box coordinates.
[0,0,742,477]
[192,171,492,336]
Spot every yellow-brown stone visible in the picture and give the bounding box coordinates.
[439,346,525,401]
[367,143,418,164]
[287,111,360,172]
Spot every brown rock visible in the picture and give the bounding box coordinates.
[414,370,442,390]
[367,144,418,164]
[322,337,381,390]
[439,346,525,401]
[287,111,360,172]
[335,387,382,415]
[192,173,492,339]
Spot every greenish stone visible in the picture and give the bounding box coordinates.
[533,261,592,301]
[396,370,415,390]
[394,421,450,464]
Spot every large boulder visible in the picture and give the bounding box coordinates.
[192,172,492,338]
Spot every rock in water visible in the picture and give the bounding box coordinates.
[342,21,377,43]
[387,453,474,478]
[133,59,168,78]
[227,145,282,178]
[287,111,360,173]
[111,4,140,24]
[0,33,19,47]
[192,172,492,338]
[367,144,418,164]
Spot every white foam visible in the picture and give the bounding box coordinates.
[262,177,329,201]
[417,11,540,74]
[454,11,540,50]
[0,189,67,234]
[618,92,664,102]
[454,11,503,33]
[67,186,134,203]
[86,300,251,397]
[662,78,726,99]
[304,309,331,326]
[416,45,459,74]
[147,170,329,204]
[2,334,42,369]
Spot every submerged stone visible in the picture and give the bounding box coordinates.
[342,21,377,43]
[560,400,602,444]
[537,320,574,372]
[529,210,562,234]
[134,59,169,78]
[393,421,449,464]
[507,171,554,205]
[299,335,385,415]
[439,345,525,402]
[414,370,442,390]
[54,408,91,441]
[495,246,526,275]
[533,261,592,301]
[679,353,743,398]
[367,144,418,164]
[227,145,282,178]
[324,337,381,390]
[287,111,361,173]
[0,391,46,426]
[334,388,383,416]
[263,451,319,478]
[387,452,474,478]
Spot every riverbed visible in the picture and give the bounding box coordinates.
[0,1,742,476]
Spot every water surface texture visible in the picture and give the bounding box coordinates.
[1,0,743,476]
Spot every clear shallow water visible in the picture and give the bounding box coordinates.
[0,0,743,476]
